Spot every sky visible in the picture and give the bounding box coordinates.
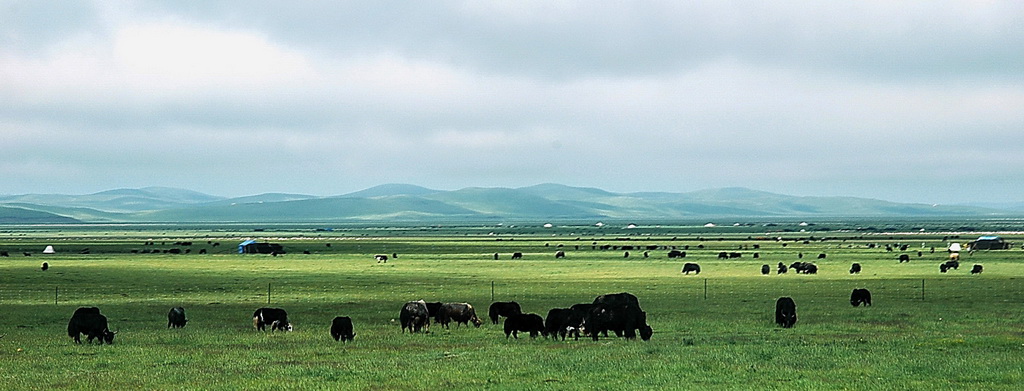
[2,1,1023,204]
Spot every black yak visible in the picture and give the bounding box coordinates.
[775,297,797,328]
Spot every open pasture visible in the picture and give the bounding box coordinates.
[1,223,1024,390]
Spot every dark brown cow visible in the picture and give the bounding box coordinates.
[437,303,482,328]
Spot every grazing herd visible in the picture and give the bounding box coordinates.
[55,243,996,347]
[64,292,659,347]
[399,292,653,341]
[678,257,986,277]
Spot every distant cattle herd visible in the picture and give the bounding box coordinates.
[38,244,992,346]
[63,284,896,347]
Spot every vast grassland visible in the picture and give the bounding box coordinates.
[1,222,1023,390]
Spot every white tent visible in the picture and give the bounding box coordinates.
[948,243,962,252]
[42,245,56,254]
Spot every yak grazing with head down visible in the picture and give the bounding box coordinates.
[437,303,483,328]
[253,308,292,332]
[850,289,872,307]
[775,297,797,328]
[400,300,430,333]
[68,307,116,344]
[330,316,355,342]
[167,307,188,328]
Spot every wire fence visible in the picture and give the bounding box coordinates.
[4,277,1021,308]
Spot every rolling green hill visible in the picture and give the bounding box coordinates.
[0,184,1012,223]
[0,206,80,224]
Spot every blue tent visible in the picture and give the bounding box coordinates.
[238,240,257,254]
[239,240,285,254]
[969,236,1009,250]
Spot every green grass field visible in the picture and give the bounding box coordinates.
[1,224,1023,390]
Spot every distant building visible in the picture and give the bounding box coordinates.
[968,236,1010,250]
[238,240,285,254]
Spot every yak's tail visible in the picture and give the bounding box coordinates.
[488,305,499,324]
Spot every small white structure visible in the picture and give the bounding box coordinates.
[625,224,638,229]
[948,243,962,252]
[42,245,56,254]
[595,222,605,227]
[543,223,554,228]
[704,223,716,228]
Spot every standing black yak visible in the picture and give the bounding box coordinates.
[681,263,701,275]
[488,301,522,325]
[544,308,586,341]
[584,304,652,341]
[504,313,545,339]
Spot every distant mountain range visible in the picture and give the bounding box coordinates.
[0,184,1017,224]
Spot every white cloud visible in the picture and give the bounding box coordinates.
[1,0,1022,203]
[113,22,315,92]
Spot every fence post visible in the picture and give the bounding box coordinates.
[267,283,271,305]
[55,286,58,305]
[491,281,494,302]
[921,279,925,301]
[704,279,708,300]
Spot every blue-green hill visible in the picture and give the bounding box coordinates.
[0,184,1011,223]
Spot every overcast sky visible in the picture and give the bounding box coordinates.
[2,1,1022,204]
